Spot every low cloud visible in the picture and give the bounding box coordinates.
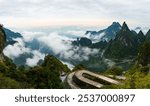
[36,32,99,61]
[26,50,45,67]
[3,38,30,59]
[37,32,72,55]
[22,31,46,42]
[3,38,45,67]
[65,30,85,38]
[3,30,99,68]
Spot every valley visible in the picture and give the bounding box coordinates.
[0,21,150,89]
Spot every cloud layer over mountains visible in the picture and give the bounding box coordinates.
[3,30,98,67]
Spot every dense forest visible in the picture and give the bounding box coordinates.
[0,55,71,88]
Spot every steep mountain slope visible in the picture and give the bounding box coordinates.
[137,30,146,43]
[4,28,22,45]
[91,40,107,49]
[0,25,6,61]
[85,22,121,42]
[4,28,22,41]
[104,22,145,59]
[146,29,150,41]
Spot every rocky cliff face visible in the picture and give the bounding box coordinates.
[0,25,6,61]
[104,22,145,59]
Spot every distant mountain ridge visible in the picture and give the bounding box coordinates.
[85,22,121,42]
[4,28,22,45]
[104,22,146,58]
[2,22,150,72]
[72,21,150,71]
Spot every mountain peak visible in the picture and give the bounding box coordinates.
[109,22,121,28]
[146,29,150,36]
[85,22,121,42]
[138,30,144,36]
[122,22,129,31]
[112,22,120,26]
[123,21,127,26]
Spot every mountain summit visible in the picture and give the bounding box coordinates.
[104,22,145,58]
[85,22,121,42]
[137,30,146,43]
[122,22,130,31]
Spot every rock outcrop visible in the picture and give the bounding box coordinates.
[0,24,6,61]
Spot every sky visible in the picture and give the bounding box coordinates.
[0,0,150,29]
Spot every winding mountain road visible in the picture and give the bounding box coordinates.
[67,72,80,89]
[67,70,120,89]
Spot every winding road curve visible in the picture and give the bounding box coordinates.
[67,72,80,89]
[67,70,120,89]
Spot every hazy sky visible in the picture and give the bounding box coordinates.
[0,0,150,29]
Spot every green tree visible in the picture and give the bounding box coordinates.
[42,55,70,73]
[0,73,21,89]
[72,64,86,71]
[26,66,63,89]
[137,41,150,66]
[105,66,124,76]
